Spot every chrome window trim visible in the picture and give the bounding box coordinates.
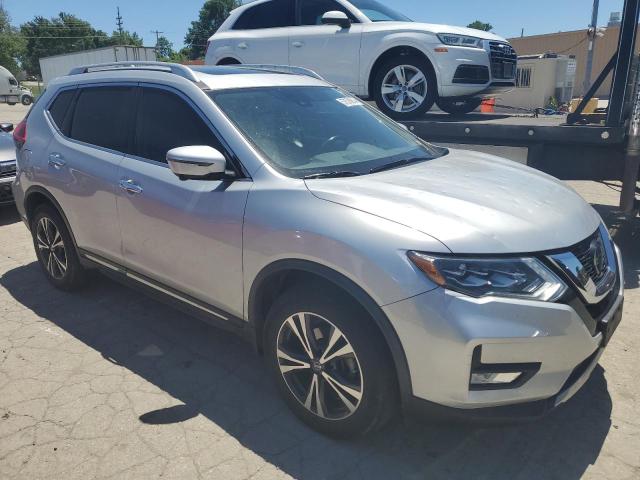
[135,82,250,178]
[547,224,617,305]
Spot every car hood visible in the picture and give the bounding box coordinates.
[361,21,507,42]
[305,150,600,254]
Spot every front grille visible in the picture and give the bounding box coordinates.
[568,229,609,284]
[489,42,517,80]
[453,65,490,84]
[0,161,16,178]
[0,183,14,203]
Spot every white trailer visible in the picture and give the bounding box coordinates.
[39,46,157,85]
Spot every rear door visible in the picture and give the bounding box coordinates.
[225,0,295,65]
[116,85,250,318]
[42,85,135,263]
[289,0,363,89]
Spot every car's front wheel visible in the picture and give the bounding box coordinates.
[373,56,436,120]
[265,285,396,437]
[21,96,33,106]
[436,97,483,115]
[31,204,86,291]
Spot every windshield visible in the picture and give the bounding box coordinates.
[210,87,442,179]
[348,0,411,22]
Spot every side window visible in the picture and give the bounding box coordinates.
[135,87,223,164]
[233,0,295,30]
[48,90,75,135]
[299,0,357,25]
[9,78,18,86]
[69,86,136,153]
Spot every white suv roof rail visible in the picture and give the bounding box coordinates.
[191,64,324,81]
[68,61,324,83]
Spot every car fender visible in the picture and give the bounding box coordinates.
[360,32,441,97]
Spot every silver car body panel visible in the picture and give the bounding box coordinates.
[12,65,624,412]
[306,150,601,254]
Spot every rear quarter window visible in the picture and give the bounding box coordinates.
[48,90,75,135]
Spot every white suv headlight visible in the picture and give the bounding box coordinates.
[437,33,484,49]
[408,253,568,302]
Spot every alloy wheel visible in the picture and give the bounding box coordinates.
[36,217,68,280]
[381,65,428,113]
[276,312,364,421]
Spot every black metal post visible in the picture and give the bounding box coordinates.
[607,0,640,127]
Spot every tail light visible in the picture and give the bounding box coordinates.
[13,119,26,148]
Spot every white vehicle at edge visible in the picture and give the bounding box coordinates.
[205,0,517,119]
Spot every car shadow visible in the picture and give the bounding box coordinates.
[0,262,613,479]
[0,205,20,226]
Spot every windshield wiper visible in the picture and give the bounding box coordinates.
[303,171,362,180]
[369,157,431,174]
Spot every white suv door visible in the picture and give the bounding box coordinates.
[221,0,295,66]
[289,0,363,90]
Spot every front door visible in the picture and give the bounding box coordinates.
[116,86,250,318]
[289,0,363,89]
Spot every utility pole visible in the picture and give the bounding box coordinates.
[151,30,164,55]
[116,7,124,44]
[583,0,600,94]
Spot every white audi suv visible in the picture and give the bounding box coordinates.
[205,0,517,118]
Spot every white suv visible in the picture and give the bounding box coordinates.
[205,0,517,119]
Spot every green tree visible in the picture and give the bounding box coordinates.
[107,30,144,47]
[19,13,144,76]
[0,5,25,76]
[184,0,241,59]
[155,35,174,61]
[467,20,493,32]
[19,13,108,76]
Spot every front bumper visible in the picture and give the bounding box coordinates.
[0,176,15,205]
[384,244,624,414]
[434,42,516,99]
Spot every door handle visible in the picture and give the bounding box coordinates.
[237,42,248,50]
[119,179,143,195]
[292,41,304,48]
[48,153,66,169]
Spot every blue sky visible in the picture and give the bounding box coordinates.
[3,0,625,49]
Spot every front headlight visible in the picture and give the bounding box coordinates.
[408,253,567,302]
[437,33,484,49]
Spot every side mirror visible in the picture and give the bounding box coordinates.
[321,11,351,29]
[0,123,14,133]
[167,146,227,180]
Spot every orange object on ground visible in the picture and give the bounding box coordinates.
[480,98,496,113]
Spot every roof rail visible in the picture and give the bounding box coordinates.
[68,61,325,83]
[68,61,200,83]
[191,64,324,81]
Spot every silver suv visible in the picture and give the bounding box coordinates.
[12,62,624,437]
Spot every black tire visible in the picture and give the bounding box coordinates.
[31,204,86,291]
[372,55,436,120]
[436,97,483,115]
[265,284,397,438]
[21,96,33,106]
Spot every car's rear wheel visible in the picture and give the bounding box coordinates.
[31,204,86,291]
[265,285,396,437]
[373,56,436,120]
[436,97,483,115]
